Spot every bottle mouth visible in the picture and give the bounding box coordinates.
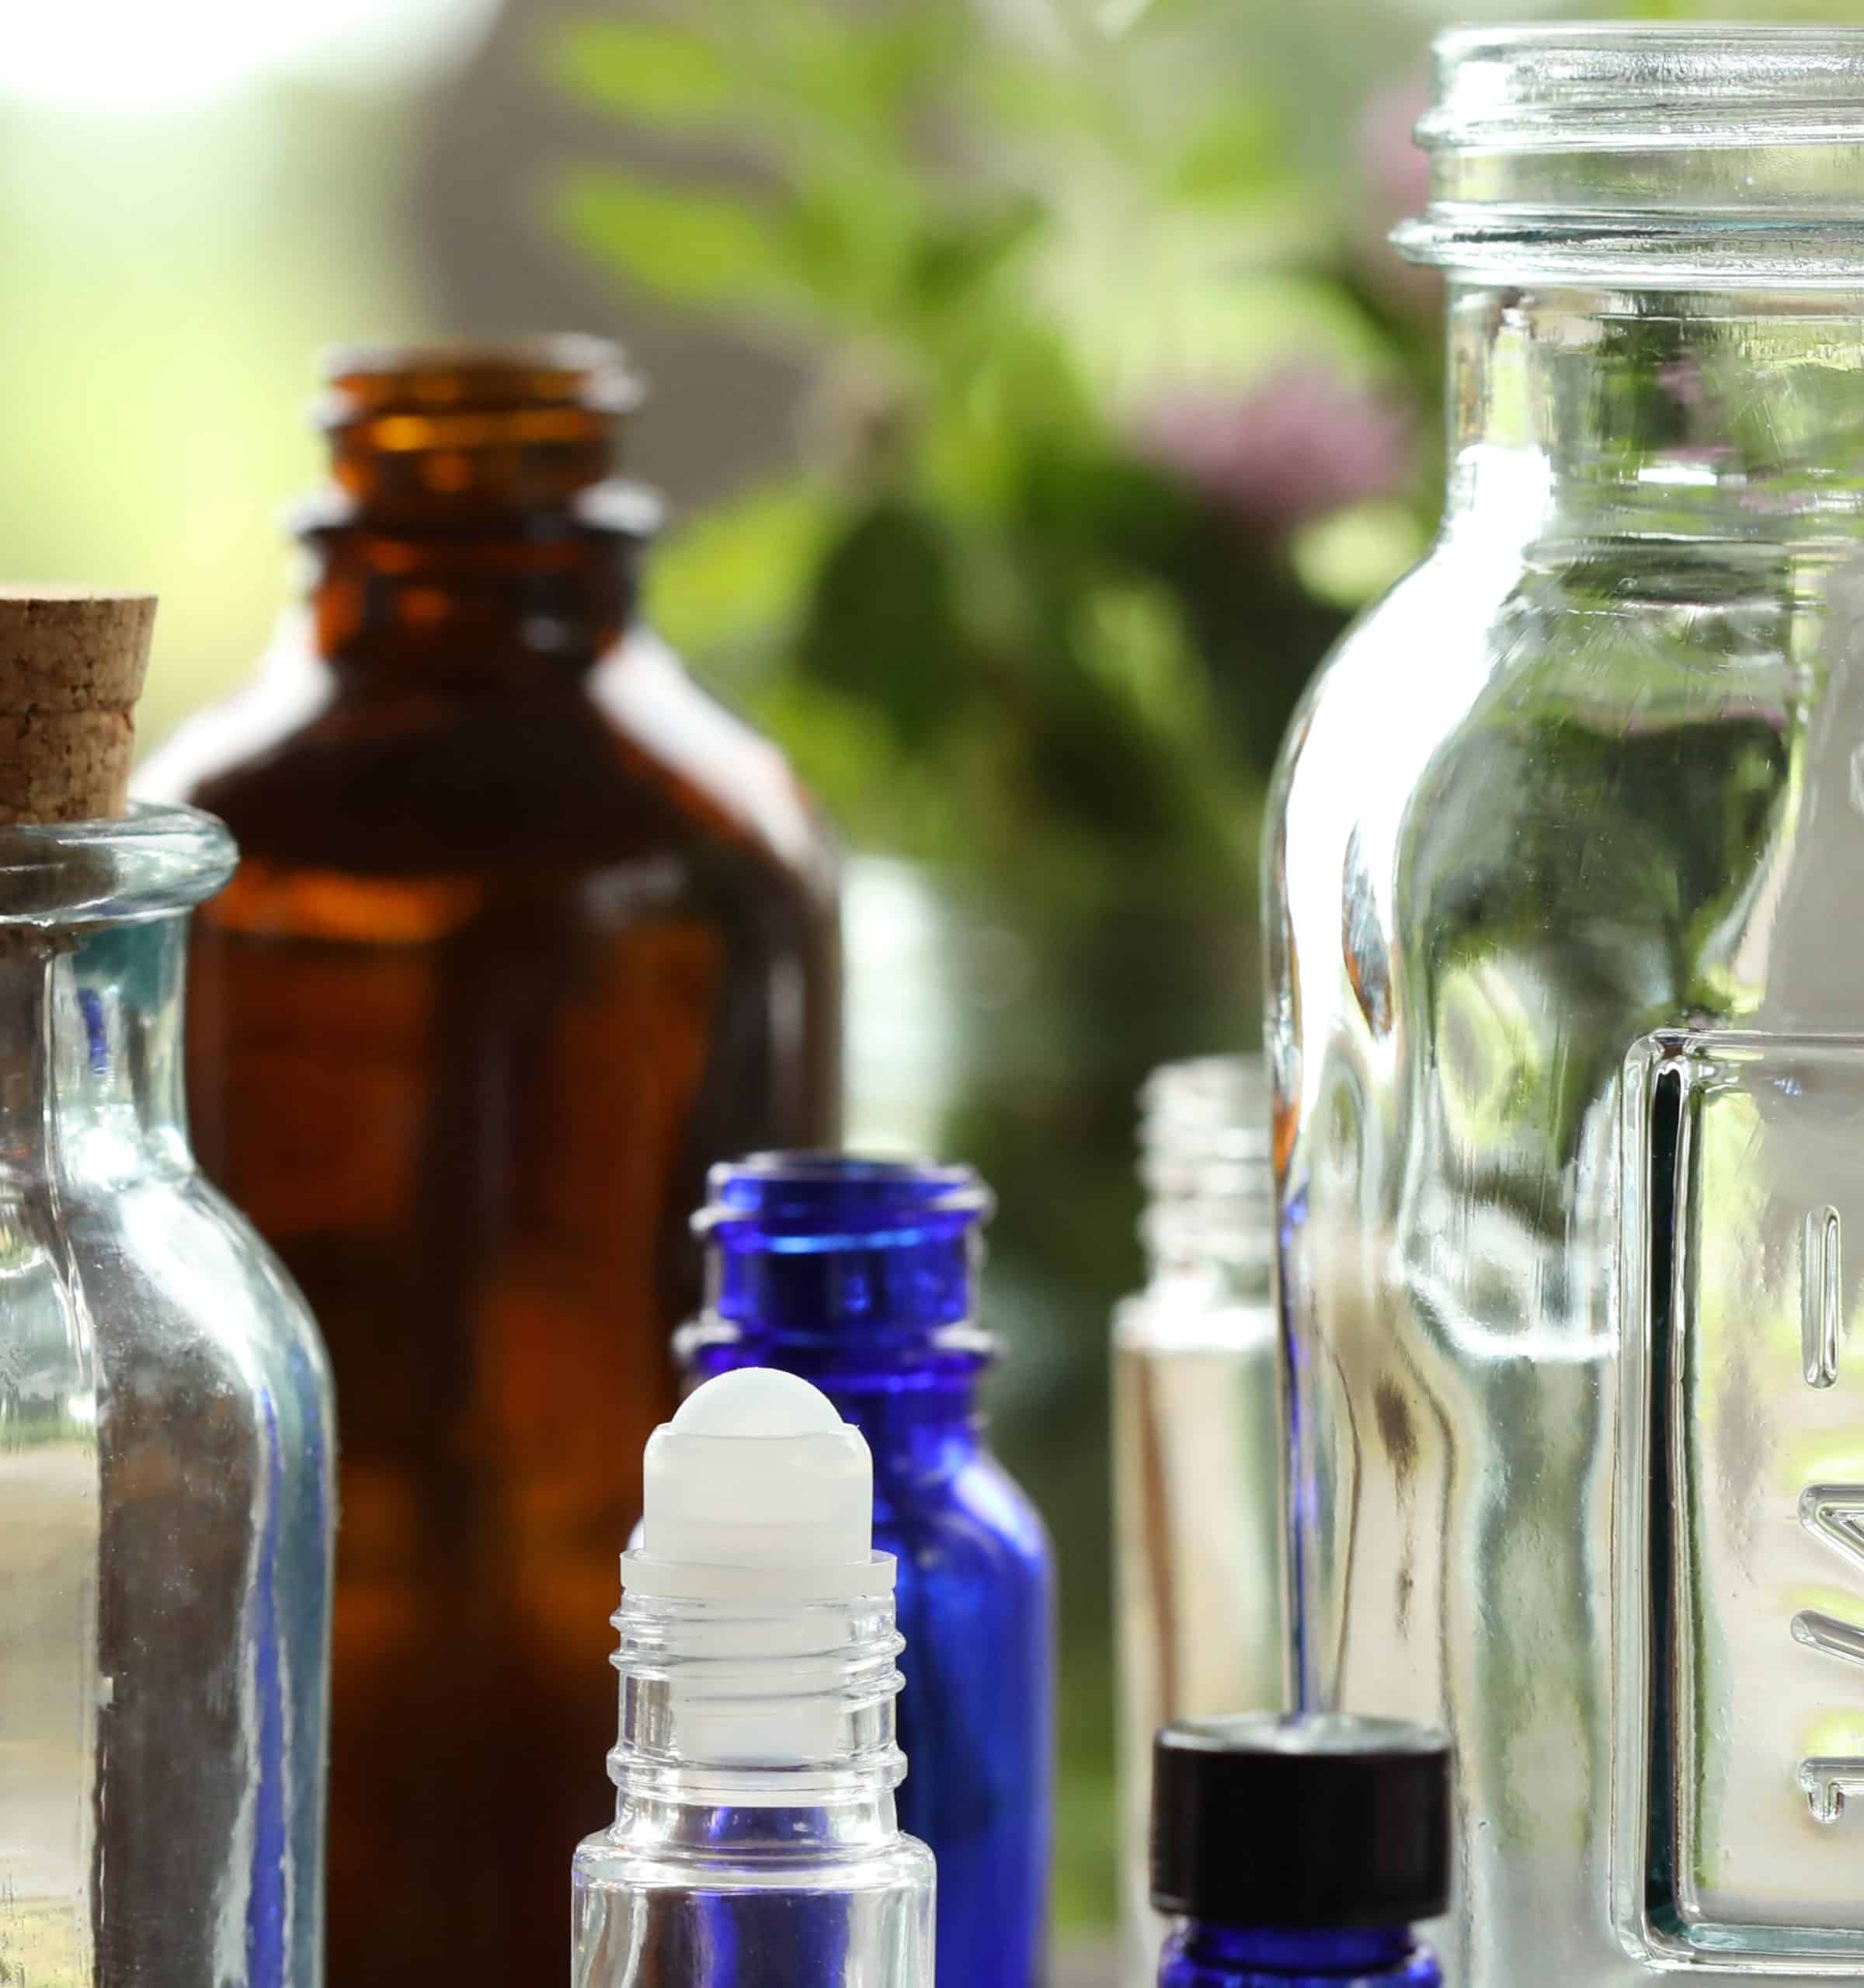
[697,1152,993,1246]
[0,802,235,928]
[310,335,645,520]
[317,335,642,420]
[1397,25,1864,287]
[688,1152,993,1357]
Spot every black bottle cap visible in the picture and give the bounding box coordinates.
[1150,1714,1451,1929]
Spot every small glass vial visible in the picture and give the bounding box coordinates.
[680,1154,1052,1988]
[1115,1058,1284,1986]
[1150,1715,1449,1988]
[572,1368,934,1988]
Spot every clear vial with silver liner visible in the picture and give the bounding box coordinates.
[572,1368,934,1988]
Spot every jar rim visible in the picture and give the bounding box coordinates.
[1424,25,1864,143]
[1401,24,1864,287]
[0,801,235,927]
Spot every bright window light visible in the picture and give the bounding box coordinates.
[0,0,499,112]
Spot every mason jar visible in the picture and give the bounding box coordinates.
[1268,26,1864,1985]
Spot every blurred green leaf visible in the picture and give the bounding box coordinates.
[545,19,736,131]
[797,501,975,747]
[1161,106,1288,207]
[905,196,1047,325]
[645,482,831,679]
[555,170,817,332]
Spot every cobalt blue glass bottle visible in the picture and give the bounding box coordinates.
[1150,1716,1449,1988]
[683,1154,1054,1988]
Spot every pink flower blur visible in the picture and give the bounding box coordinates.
[1135,367,1413,538]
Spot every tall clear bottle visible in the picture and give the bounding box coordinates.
[680,1156,1052,1988]
[1113,1058,1283,1988]
[137,339,840,1988]
[0,590,333,1988]
[573,1368,934,1988]
[1269,26,1864,1987]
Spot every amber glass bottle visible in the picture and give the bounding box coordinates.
[138,339,840,1988]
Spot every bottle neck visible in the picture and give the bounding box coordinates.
[610,1788,900,1854]
[297,340,659,683]
[1139,1057,1273,1301]
[0,916,191,1190]
[1445,283,1864,552]
[606,1583,906,1833]
[1160,1920,1428,1988]
[299,491,652,683]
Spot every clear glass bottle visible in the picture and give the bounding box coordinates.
[0,803,334,1988]
[1268,24,1864,1986]
[1149,1715,1448,1988]
[1113,1058,1284,1988]
[137,339,840,1988]
[679,1156,1052,1988]
[572,1367,934,1988]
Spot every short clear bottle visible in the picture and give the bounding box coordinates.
[1150,1715,1448,1988]
[572,1367,934,1988]
[1114,1056,1285,1985]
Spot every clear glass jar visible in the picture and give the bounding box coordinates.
[1114,1058,1283,1988]
[0,805,334,1988]
[1270,25,1864,1985]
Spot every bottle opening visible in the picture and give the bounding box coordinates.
[1398,25,1864,287]
[687,1152,994,1357]
[310,335,645,519]
[318,335,640,420]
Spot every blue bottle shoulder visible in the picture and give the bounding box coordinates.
[1160,1922,1440,1988]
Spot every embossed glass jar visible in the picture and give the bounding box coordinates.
[1268,26,1864,1986]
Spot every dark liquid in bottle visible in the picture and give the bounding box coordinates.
[142,340,840,1988]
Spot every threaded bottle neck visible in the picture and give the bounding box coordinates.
[315,335,641,518]
[296,337,662,678]
[607,1579,906,1812]
[1139,1056,1273,1284]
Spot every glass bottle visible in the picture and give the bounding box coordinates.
[1149,1715,1448,1988]
[572,1367,934,1988]
[0,802,334,1988]
[1113,1058,1284,1988]
[680,1155,1052,1988]
[1268,25,1864,1986]
[136,339,840,1988]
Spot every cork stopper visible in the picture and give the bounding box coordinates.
[0,587,154,824]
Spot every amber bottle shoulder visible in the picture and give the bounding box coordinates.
[138,618,836,893]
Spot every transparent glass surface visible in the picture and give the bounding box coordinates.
[1269,26,1864,1987]
[1115,1060,1283,1988]
[0,805,333,1988]
[573,1801,934,1988]
[572,1580,934,1988]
